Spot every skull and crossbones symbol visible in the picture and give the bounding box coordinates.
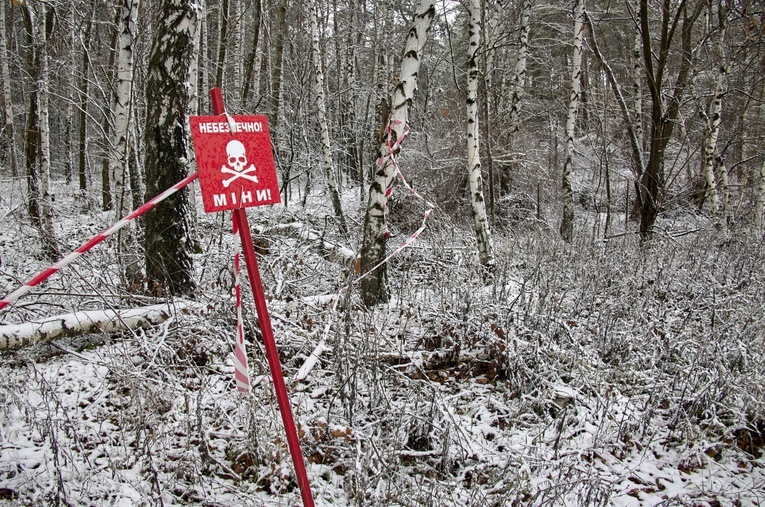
[221,140,258,187]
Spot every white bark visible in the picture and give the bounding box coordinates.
[310,0,347,234]
[700,3,729,222]
[111,0,140,221]
[0,303,198,351]
[466,0,494,267]
[560,0,585,242]
[359,0,435,305]
[508,0,532,135]
[0,0,19,178]
[37,4,54,247]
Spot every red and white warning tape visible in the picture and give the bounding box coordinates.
[0,173,199,312]
[295,120,436,382]
[231,217,251,393]
[359,118,436,284]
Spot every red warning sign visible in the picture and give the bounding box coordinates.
[189,115,280,213]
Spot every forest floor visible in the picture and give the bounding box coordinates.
[1,175,764,506]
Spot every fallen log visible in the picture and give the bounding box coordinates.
[0,302,196,351]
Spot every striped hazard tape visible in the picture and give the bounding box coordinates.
[231,216,251,394]
[0,173,200,312]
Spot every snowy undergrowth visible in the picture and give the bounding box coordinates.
[1,178,764,506]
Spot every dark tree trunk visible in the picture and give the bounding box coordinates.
[143,0,198,296]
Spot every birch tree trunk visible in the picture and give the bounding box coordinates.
[0,0,19,178]
[507,0,532,137]
[101,6,118,211]
[467,0,494,268]
[36,2,55,259]
[704,1,731,224]
[110,0,141,285]
[22,3,58,261]
[63,6,75,184]
[310,0,347,235]
[480,0,499,218]
[78,1,96,194]
[111,0,140,224]
[143,0,198,296]
[271,0,287,121]
[560,0,585,243]
[359,0,436,306]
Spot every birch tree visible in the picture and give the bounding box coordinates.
[466,0,494,267]
[359,0,436,306]
[1,0,19,178]
[111,0,140,226]
[699,0,731,224]
[310,0,347,235]
[108,0,141,285]
[507,0,532,138]
[560,0,585,243]
[78,1,95,194]
[143,0,198,296]
[22,2,58,261]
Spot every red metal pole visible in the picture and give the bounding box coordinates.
[210,88,315,507]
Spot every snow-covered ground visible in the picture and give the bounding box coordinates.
[1,176,764,506]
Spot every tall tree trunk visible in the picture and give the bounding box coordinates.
[60,4,75,184]
[197,0,208,114]
[143,0,198,296]
[638,0,705,239]
[0,0,19,178]
[467,0,494,267]
[241,0,262,108]
[100,4,115,209]
[501,0,532,196]
[271,0,287,121]
[507,0,532,136]
[754,54,765,232]
[480,0,498,220]
[560,0,585,243]
[215,0,228,88]
[633,28,644,162]
[23,3,58,261]
[272,0,288,201]
[359,0,436,306]
[111,0,141,285]
[699,0,730,224]
[310,0,347,235]
[340,0,361,184]
[112,0,140,221]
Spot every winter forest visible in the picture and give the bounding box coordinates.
[1,0,764,504]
